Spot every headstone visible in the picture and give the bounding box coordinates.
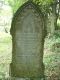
[10,1,45,80]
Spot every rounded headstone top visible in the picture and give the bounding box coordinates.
[10,0,43,35]
[13,0,41,17]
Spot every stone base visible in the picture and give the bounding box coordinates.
[9,64,45,80]
[10,62,45,78]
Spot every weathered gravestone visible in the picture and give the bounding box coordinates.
[10,1,46,80]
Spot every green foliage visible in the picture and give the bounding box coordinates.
[34,0,54,5]
[54,30,60,38]
[45,33,60,52]
[5,0,54,14]
[49,31,60,52]
[5,0,28,13]
[33,0,54,14]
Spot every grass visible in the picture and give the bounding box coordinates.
[0,32,12,79]
[44,36,60,79]
[0,32,11,54]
